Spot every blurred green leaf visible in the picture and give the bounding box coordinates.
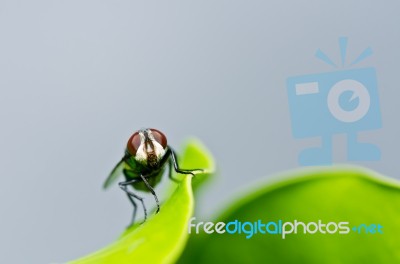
[69,139,214,264]
[178,166,400,264]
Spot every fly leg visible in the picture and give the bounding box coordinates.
[125,194,137,226]
[139,174,160,214]
[169,148,204,175]
[119,179,147,226]
[168,158,180,183]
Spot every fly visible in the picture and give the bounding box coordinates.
[103,128,203,226]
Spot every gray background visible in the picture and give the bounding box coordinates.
[1,1,399,263]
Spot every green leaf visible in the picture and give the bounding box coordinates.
[178,166,400,264]
[69,138,215,264]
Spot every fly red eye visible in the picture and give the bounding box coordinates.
[150,128,167,149]
[127,131,141,156]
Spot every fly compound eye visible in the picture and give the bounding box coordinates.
[127,131,141,156]
[149,128,167,149]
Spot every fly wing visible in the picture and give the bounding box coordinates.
[103,157,127,189]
